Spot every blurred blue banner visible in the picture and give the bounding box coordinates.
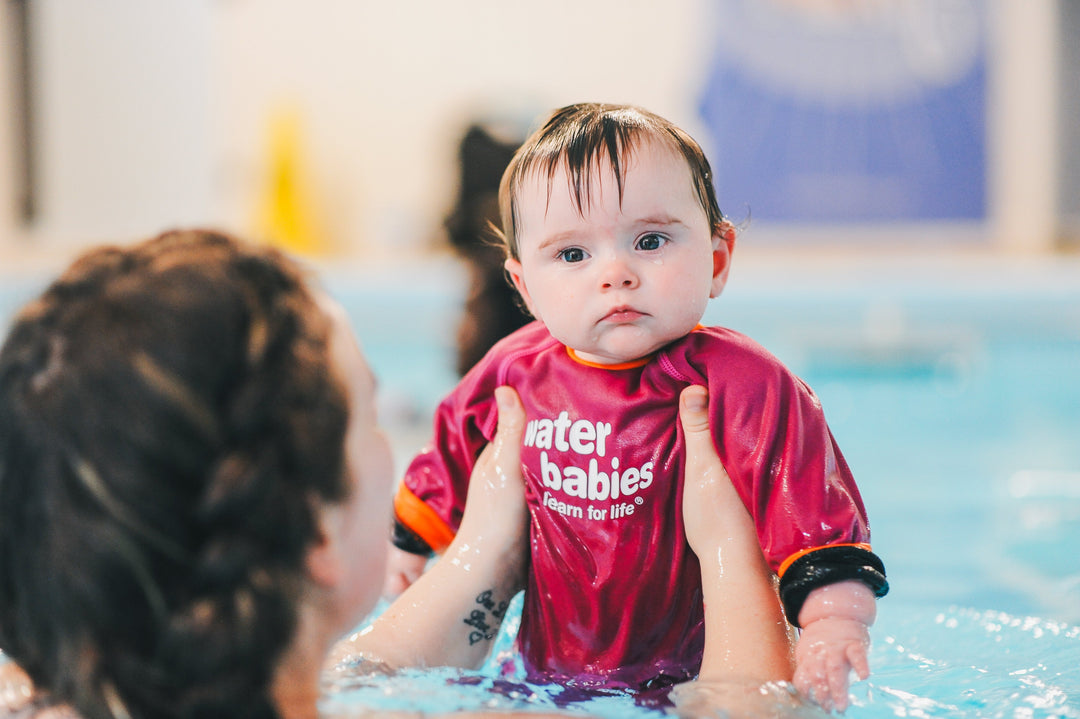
[699,0,987,225]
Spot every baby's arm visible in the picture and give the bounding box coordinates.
[779,544,887,712]
[793,580,877,713]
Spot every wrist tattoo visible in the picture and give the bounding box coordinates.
[463,589,510,645]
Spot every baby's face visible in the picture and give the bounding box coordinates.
[505,139,731,365]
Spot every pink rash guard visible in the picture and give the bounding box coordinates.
[396,321,873,689]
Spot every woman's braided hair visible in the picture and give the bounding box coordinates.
[0,230,349,719]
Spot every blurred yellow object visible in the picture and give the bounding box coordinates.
[253,107,326,256]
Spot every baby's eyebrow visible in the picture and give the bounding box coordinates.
[536,230,584,251]
[633,214,688,229]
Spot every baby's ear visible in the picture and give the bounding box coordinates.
[709,222,736,299]
[504,258,540,320]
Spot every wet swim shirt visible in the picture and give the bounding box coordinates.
[397,322,875,688]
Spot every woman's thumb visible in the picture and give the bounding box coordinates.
[493,385,526,441]
[679,385,710,437]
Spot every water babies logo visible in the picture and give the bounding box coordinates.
[523,411,653,521]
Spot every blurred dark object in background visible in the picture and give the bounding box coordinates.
[445,122,531,376]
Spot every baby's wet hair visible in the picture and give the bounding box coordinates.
[497,102,726,260]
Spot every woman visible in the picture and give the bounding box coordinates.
[0,229,796,719]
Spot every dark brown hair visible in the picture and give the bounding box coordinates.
[497,102,726,260]
[0,229,348,719]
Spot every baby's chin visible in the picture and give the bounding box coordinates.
[568,322,695,365]
[571,338,677,366]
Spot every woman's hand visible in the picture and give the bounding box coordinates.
[453,386,531,549]
[678,386,795,685]
[680,386,759,560]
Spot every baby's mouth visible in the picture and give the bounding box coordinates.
[602,307,646,323]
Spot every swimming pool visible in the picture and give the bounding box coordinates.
[322,253,1080,718]
[3,251,1079,717]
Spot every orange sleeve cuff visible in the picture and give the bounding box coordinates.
[393,483,457,554]
[777,542,874,579]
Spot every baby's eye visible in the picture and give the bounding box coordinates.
[636,233,668,252]
[556,247,588,263]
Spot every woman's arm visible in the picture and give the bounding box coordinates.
[670,386,805,718]
[678,385,796,684]
[331,386,531,671]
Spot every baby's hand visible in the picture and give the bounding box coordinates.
[793,580,877,713]
[0,658,35,712]
[382,544,429,599]
[793,615,869,712]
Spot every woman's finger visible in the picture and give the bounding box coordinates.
[493,386,526,447]
[679,385,725,493]
[678,385,711,439]
[679,385,745,544]
[480,386,526,490]
[461,385,530,537]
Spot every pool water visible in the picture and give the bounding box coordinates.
[2,255,1078,717]
[322,257,1080,718]
[321,603,1080,718]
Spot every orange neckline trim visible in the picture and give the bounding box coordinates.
[565,325,707,370]
[566,346,652,370]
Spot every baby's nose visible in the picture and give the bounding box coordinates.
[600,260,639,290]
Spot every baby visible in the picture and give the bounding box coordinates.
[389,103,887,710]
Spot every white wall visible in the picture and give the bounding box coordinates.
[0,1,17,247]
[17,0,216,246]
[1,0,709,259]
[1058,0,1080,243]
[988,0,1060,253]
[0,0,1070,260]
[210,0,711,260]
